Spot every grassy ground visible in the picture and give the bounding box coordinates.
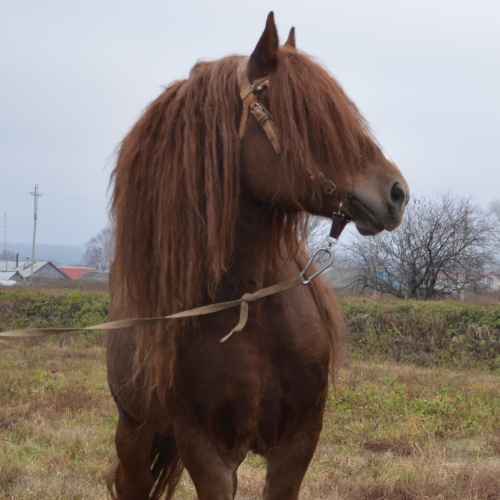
[1,332,499,499]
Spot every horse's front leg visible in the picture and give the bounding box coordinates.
[110,408,156,500]
[263,404,325,500]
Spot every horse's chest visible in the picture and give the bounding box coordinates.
[171,326,329,452]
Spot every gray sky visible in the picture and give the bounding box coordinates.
[1,0,499,247]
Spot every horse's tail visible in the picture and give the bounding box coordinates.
[106,434,184,500]
[150,434,185,499]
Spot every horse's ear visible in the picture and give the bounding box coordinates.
[284,27,296,49]
[248,12,279,80]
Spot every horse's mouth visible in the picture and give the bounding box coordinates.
[348,195,386,235]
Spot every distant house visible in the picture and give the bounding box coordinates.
[11,261,70,280]
[0,271,24,286]
[58,266,96,280]
[78,271,109,281]
[323,266,403,295]
[0,260,21,272]
[323,267,364,290]
[436,270,500,294]
[479,271,500,291]
[0,271,23,282]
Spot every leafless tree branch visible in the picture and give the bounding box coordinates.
[348,193,496,299]
[82,226,114,271]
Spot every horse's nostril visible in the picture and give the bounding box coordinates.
[390,182,406,206]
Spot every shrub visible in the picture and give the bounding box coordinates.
[343,298,500,371]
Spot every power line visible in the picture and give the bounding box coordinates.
[0,223,96,238]
[40,184,107,196]
[1,182,109,248]
[0,184,34,191]
[43,193,107,204]
[1,223,99,244]
[5,235,87,245]
[0,194,31,200]
[2,228,88,245]
[0,184,107,198]
[0,184,107,196]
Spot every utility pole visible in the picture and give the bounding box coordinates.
[30,184,41,279]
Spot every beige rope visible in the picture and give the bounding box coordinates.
[0,275,305,343]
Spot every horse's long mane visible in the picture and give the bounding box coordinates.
[110,48,370,388]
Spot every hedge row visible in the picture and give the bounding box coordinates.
[0,289,109,346]
[344,298,500,371]
[1,289,499,371]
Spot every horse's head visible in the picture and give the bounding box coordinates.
[239,13,409,236]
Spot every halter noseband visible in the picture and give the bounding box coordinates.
[236,57,351,239]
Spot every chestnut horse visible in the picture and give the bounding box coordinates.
[106,12,409,500]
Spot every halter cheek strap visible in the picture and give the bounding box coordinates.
[237,57,281,154]
[237,57,351,239]
[237,57,336,194]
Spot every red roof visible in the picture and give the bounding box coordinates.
[58,267,96,280]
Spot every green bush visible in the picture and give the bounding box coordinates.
[0,289,110,347]
[342,298,500,371]
[1,289,499,371]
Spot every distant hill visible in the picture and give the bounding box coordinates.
[5,243,85,266]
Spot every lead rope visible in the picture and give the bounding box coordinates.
[0,257,334,342]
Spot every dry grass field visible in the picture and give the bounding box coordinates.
[1,289,500,499]
[1,333,499,499]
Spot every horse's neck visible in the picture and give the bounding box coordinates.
[218,188,276,299]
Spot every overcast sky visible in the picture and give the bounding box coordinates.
[1,0,499,248]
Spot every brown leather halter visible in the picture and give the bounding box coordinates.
[237,57,281,154]
[236,57,351,240]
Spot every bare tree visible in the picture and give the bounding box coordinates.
[82,226,114,271]
[306,216,331,251]
[349,193,495,299]
[488,199,500,243]
[305,215,351,268]
[0,249,16,260]
[487,199,500,273]
[488,199,500,222]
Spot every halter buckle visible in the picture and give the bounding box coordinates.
[300,247,335,285]
[324,180,336,195]
[250,102,264,112]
